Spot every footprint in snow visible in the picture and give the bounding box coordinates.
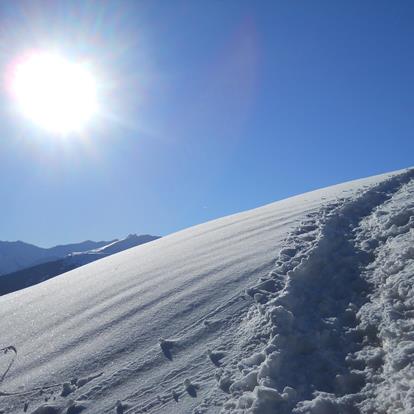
[207,349,226,367]
[61,382,76,397]
[159,338,177,360]
[183,379,198,398]
[115,400,127,414]
[172,390,180,402]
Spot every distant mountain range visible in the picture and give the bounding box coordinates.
[0,239,113,275]
[0,234,160,295]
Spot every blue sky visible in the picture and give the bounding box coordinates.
[0,0,413,247]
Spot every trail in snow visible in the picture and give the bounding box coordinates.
[0,169,412,414]
[354,177,414,413]
[218,169,414,413]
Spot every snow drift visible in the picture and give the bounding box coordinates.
[0,168,413,414]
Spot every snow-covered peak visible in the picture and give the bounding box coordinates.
[0,239,113,275]
[0,235,161,277]
[0,234,161,296]
[73,234,160,256]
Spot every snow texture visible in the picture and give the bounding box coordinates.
[0,168,412,413]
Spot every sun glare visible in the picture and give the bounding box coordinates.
[9,52,97,134]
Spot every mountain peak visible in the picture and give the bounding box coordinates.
[0,234,159,276]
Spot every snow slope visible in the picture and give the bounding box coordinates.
[0,240,113,276]
[0,235,160,296]
[0,168,412,414]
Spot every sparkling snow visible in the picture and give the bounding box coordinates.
[0,168,412,413]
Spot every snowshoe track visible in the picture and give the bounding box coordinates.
[1,169,413,414]
[220,169,414,413]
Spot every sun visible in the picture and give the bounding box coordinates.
[9,51,98,134]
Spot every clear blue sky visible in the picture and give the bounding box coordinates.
[0,0,413,247]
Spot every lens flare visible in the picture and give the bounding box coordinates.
[8,51,98,134]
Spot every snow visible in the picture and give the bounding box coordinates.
[0,168,412,413]
[0,235,159,278]
[0,240,112,276]
[0,235,160,296]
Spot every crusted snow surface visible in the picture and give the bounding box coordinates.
[222,169,414,414]
[0,168,412,413]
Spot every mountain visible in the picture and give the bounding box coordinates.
[0,168,412,414]
[71,234,160,257]
[0,234,160,296]
[0,239,113,275]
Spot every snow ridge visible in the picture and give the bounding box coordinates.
[220,169,414,413]
[0,169,412,414]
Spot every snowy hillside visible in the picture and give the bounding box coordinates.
[0,240,113,276]
[0,168,413,414]
[0,235,160,296]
